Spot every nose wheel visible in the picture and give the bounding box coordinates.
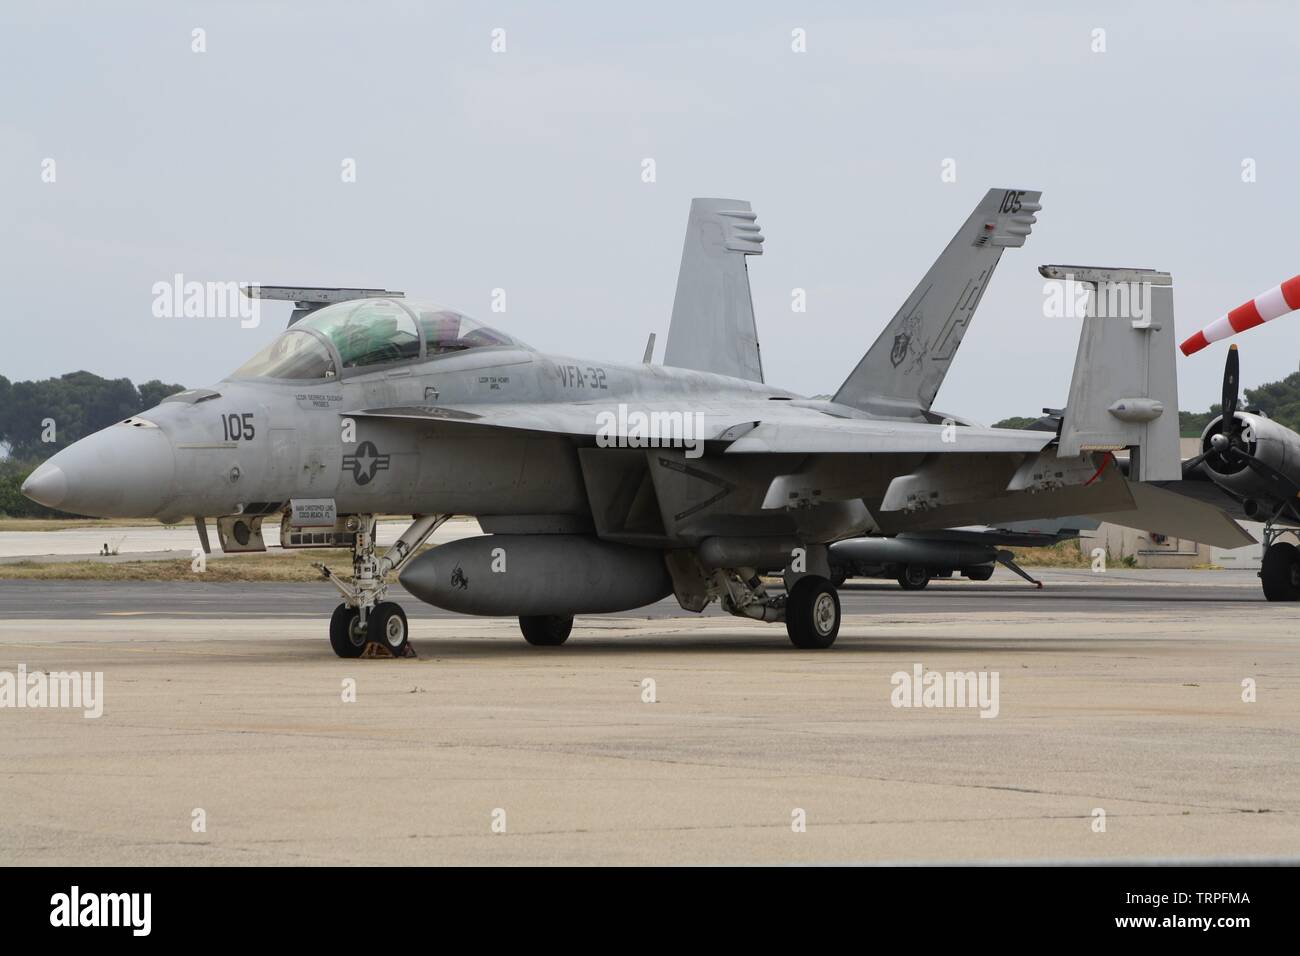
[370,602,410,655]
[328,602,411,657]
[329,604,367,658]
[317,513,447,658]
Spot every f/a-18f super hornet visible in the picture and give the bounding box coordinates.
[22,189,1250,656]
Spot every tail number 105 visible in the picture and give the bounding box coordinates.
[221,413,256,441]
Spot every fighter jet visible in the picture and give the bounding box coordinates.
[21,190,1250,656]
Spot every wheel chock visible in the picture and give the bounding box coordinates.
[359,641,418,660]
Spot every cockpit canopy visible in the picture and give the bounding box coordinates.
[229,298,528,381]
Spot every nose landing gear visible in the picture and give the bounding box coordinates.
[318,513,447,658]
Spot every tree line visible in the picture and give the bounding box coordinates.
[0,372,186,517]
[995,370,1300,438]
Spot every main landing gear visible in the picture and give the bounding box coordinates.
[1259,527,1300,602]
[318,513,449,658]
[712,568,843,649]
[784,576,841,649]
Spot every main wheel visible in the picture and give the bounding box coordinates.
[1260,542,1300,601]
[329,603,367,658]
[519,614,573,646]
[370,602,410,656]
[785,576,840,649]
[897,565,931,590]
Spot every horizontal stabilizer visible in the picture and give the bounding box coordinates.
[1088,480,1256,550]
[870,465,1251,549]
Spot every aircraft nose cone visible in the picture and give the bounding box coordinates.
[24,423,177,518]
[20,463,68,509]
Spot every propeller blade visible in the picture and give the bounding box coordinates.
[1181,450,1212,475]
[1222,344,1240,437]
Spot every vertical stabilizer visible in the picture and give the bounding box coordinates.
[664,198,765,382]
[834,188,1041,419]
[1049,264,1181,482]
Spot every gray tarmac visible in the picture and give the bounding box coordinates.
[0,569,1296,865]
[0,568,1267,620]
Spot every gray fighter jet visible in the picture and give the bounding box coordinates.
[21,190,1250,656]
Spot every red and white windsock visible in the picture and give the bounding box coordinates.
[1181,275,1300,355]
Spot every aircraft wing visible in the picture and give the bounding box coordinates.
[718,418,1052,454]
[346,400,1253,549]
[344,401,1053,455]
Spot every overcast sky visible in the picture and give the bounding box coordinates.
[3,0,1299,422]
